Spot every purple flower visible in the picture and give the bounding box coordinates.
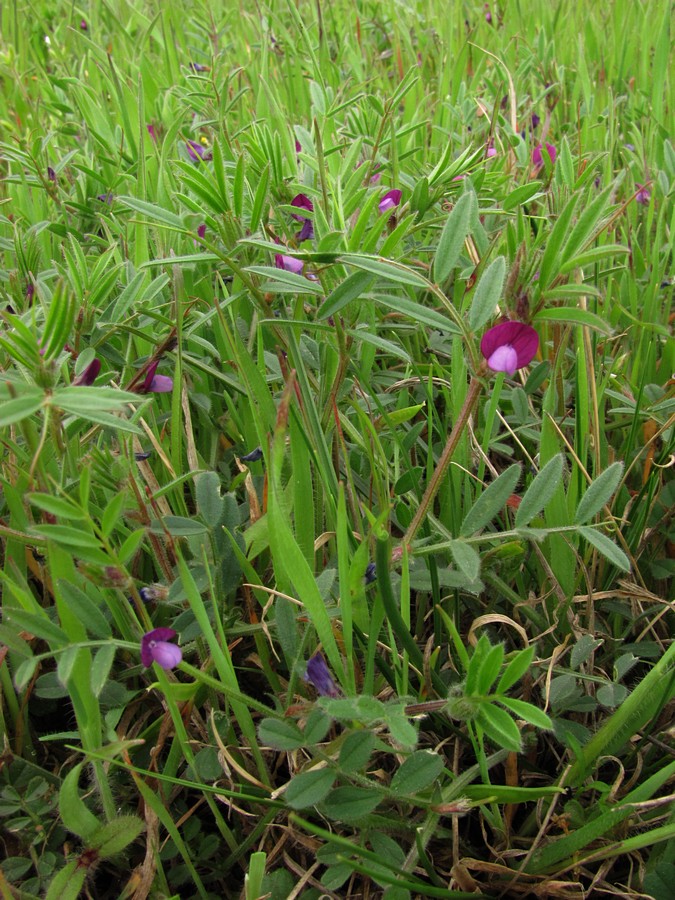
[147,124,157,142]
[197,223,207,239]
[241,446,263,462]
[80,19,87,31]
[304,653,339,697]
[189,62,209,72]
[97,192,114,204]
[295,139,302,154]
[186,140,212,162]
[290,193,314,242]
[365,562,377,585]
[134,451,152,461]
[378,189,402,214]
[138,360,173,394]
[26,283,35,302]
[275,253,304,275]
[635,183,651,205]
[531,113,541,130]
[290,193,313,220]
[484,4,492,24]
[141,628,182,669]
[73,357,101,386]
[296,218,314,242]
[47,166,57,183]
[486,144,497,158]
[480,321,539,376]
[532,142,556,169]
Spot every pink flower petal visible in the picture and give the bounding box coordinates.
[487,344,518,375]
[275,253,304,275]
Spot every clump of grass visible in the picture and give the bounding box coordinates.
[0,1,673,897]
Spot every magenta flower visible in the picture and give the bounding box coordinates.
[480,321,539,376]
[295,139,302,154]
[197,223,207,239]
[80,19,87,31]
[290,193,314,242]
[141,628,182,669]
[137,360,173,394]
[379,189,402,214]
[73,357,101,386]
[275,253,304,275]
[304,653,339,698]
[532,142,556,169]
[186,140,211,162]
[635,183,651,205]
[290,193,313,219]
[147,124,157,142]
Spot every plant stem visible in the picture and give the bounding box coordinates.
[404,374,484,545]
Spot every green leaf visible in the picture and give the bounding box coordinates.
[460,464,521,537]
[534,306,613,335]
[285,768,336,810]
[320,696,385,724]
[246,265,324,296]
[596,683,629,708]
[373,293,459,333]
[31,524,101,549]
[28,493,85,520]
[196,472,225,528]
[477,703,523,752]
[317,270,374,319]
[91,645,116,697]
[57,646,80,687]
[322,786,381,822]
[502,182,543,211]
[303,709,332,744]
[497,646,535,694]
[390,751,445,795]
[0,390,44,427]
[432,191,475,282]
[515,454,564,527]
[149,516,209,536]
[469,255,506,332]
[89,815,145,856]
[477,643,505,694]
[14,656,38,691]
[448,540,481,583]
[340,254,430,289]
[258,718,305,751]
[338,730,377,773]
[59,764,102,840]
[498,697,553,730]
[574,462,624,523]
[44,860,87,900]
[58,581,111,639]
[570,634,603,669]
[6,608,68,648]
[117,196,184,229]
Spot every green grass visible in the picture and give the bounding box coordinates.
[0,1,673,897]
